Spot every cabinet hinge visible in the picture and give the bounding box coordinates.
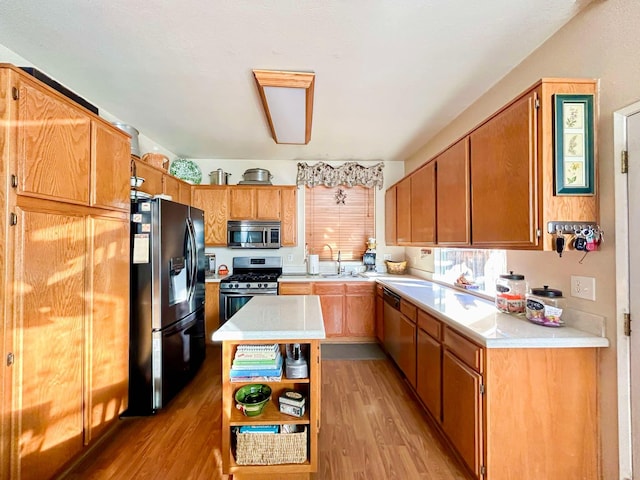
[534,98,540,109]
[480,384,485,395]
[6,352,14,366]
[9,213,17,226]
[625,313,631,337]
[10,174,18,188]
[536,228,542,238]
[622,150,629,174]
[11,86,19,100]
[480,465,487,476]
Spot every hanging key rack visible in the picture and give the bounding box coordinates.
[547,221,603,260]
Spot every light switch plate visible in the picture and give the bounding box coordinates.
[571,275,596,301]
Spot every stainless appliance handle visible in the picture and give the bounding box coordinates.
[186,217,198,302]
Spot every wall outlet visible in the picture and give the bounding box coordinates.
[383,254,392,260]
[287,254,293,262]
[570,275,596,301]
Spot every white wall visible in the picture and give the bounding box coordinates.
[404,0,640,476]
[191,159,405,272]
[0,43,177,160]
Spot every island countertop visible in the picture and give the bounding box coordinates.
[211,295,326,342]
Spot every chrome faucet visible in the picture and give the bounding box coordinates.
[337,250,343,274]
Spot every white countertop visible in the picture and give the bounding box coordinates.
[211,295,326,342]
[378,278,609,349]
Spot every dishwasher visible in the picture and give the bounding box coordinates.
[382,287,402,365]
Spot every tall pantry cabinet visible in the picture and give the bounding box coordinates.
[0,64,131,480]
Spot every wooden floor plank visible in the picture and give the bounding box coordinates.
[60,345,470,480]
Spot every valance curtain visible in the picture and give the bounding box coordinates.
[296,161,384,190]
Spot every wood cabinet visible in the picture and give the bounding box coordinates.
[132,159,163,196]
[375,283,384,342]
[436,138,470,245]
[162,173,181,201]
[192,185,297,247]
[91,121,131,211]
[279,282,313,295]
[220,339,321,477]
[205,282,220,345]
[85,215,130,445]
[0,64,131,480]
[384,186,397,245]
[385,78,598,250]
[313,283,345,337]
[192,186,229,246]
[395,177,411,245]
[470,91,538,248]
[178,181,192,206]
[15,74,91,205]
[344,283,375,336]
[410,162,436,244]
[442,328,484,478]
[416,310,442,421]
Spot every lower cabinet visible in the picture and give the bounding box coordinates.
[280,282,375,340]
[375,284,384,342]
[205,282,221,344]
[381,288,599,480]
[9,201,130,480]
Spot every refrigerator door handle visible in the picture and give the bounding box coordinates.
[186,217,198,302]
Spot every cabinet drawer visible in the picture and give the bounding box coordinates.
[345,282,375,295]
[279,282,312,295]
[400,299,417,323]
[417,309,441,340]
[444,327,483,373]
[313,283,345,295]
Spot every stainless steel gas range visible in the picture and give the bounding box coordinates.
[219,256,283,325]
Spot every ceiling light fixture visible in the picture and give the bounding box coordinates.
[252,69,315,145]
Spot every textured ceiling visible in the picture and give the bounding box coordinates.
[0,1,591,161]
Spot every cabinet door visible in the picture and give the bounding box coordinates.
[313,283,345,337]
[410,162,436,244]
[91,122,130,211]
[398,314,417,388]
[280,187,297,246]
[13,206,85,479]
[17,78,91,204]
[133,160,163,196]
[85,215,129,445]
[442,350,483,478]
[396,178,411,244]
[385,186,397,245]
[179,182,192,206]
[163,174,181,201]
[470,91,538,247]
[375,285,384,342]
[344,283,375,337]
[417,329,442,421]
[437,138,470,245]
[229,187,255,219]
[280,282,313,295]
[192,187,229,246]
[256,188,281,219]
[205,283,220,344]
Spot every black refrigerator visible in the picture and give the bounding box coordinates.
[126,198,206,416]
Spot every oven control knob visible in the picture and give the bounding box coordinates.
[234,283,239,289]
[258,283,262,288]
[246,283,251,289]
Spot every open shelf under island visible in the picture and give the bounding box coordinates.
[212,295,326,479]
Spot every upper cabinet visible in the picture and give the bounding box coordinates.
[192,185,297,247]
[436,138,470,246]
[385,186,397,246]
[386,78,598,250]
[15,75,91,205]
[91,121,131,211]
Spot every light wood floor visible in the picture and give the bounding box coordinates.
[61,345,469,480]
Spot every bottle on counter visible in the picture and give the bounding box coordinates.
[495,271,527,314]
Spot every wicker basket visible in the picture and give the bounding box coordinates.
[235,428,307,465]
[385,260,407,274]
[141,153,169,171]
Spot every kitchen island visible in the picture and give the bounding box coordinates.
[212,295,325,479]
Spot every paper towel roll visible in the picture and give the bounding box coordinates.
[308,254,320,275]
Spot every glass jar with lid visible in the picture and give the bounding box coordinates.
[525,286,565,327]
[495,271,527,314]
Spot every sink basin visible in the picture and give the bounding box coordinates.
[320,273,342,277]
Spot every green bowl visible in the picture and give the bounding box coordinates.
[235,384,272,417]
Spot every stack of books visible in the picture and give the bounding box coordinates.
[230,344,283,382]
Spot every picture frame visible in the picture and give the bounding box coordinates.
[553,94,595,195]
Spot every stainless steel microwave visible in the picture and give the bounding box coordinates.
[227,220,281,249]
